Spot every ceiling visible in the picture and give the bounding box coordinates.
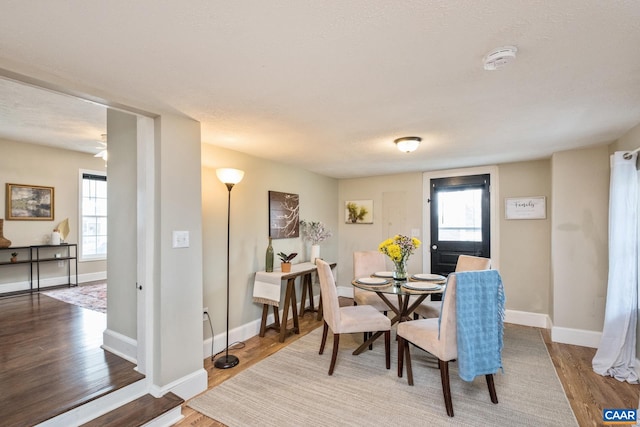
[1,1,639,179]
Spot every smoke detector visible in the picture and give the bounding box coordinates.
[483,46,518,70]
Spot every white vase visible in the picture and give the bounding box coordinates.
[310,244,320,264]
[51,231,61,245]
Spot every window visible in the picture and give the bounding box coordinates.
[80,171,107,261]
[437,189,483,242]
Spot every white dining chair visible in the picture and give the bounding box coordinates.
[413,254,491,319]
[316,259,391,375]
[353,251,397,312]
[397,270,504,417]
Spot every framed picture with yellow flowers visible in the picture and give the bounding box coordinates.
[345,200,373,224]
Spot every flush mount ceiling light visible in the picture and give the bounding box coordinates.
[483,45,518,70]
[394,136,421,153]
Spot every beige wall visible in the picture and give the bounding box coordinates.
[154,114,205,386]
[337,173,424,283]
[0,138,107,289]
[201,144,339,335]
[499,159,552,315]
[551,146,610,331]
[106,109,138,339]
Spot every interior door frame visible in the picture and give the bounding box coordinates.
[422,165,500,273]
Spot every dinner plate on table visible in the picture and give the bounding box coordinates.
[402,282,443,291]
[372,271,394,278]
[355,277,390,286]
[411,273,446,282]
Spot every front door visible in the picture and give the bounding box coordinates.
[429,174,490,276]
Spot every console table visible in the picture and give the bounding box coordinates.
[0,244,78,294]
[253,261,336,342]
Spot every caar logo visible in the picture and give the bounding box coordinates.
[603,409,637,424]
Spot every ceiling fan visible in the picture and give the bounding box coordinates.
[94,133,107,161]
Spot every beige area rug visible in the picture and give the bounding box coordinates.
[188,324,577,426]
[42,282,106,313]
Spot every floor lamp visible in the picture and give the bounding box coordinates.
[214,167,245,369]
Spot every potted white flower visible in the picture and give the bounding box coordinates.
[300,220,332,264]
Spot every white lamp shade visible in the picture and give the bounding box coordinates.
[216,168,245,185]
[394,136,421,153]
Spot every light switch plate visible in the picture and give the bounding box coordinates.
[172,231,189,248]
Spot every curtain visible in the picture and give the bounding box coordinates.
[592,151,639,383]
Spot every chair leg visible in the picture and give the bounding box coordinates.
[384,330,390,369]
[368,331,373,350]
[486,374,498,404]
[439,359,454,417]
[397,336,404,377]
[405,339,414,386]
[319,322,328,354]
[328,333,340,375]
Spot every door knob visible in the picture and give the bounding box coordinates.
[432,245,437,250]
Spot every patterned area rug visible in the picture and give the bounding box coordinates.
[42,283,107,313]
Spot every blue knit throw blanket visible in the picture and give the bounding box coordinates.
[455,270,505,382]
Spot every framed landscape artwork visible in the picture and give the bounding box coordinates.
[268,191,300,238]
[345,200,373,224]
[6,183,55,220]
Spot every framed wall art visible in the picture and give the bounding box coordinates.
[6,183,55,220]
[345,200,373,224]
[268,191,300,238]
[504,196,546,220]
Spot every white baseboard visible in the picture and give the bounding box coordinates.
[203,295,323,359]
[551,326,601,348]
[78,271,107,283]
[337,285,353,299]
[103,328,138,363]
[0,271,106,294]
[151,368,208,400]
[505,309,552,329]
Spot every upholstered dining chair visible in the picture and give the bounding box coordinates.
[352,250,395,312]
[397,270,504,417]
[316,259,391,375]
[413,254,491,319]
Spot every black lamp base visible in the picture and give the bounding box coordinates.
[214,354,239,369]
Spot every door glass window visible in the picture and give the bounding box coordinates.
[437,189,482,242]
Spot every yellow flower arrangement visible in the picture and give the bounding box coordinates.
[378,235,421,262]
[378,235,421,279]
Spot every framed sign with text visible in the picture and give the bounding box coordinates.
[505,196,546,220]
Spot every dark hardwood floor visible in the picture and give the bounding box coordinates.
[0,293,144,427]
[178,298,640,427]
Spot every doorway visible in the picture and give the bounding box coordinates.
[429,173,490,275]
[422,166,500,278]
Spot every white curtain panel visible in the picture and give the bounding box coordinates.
[592,151,639,383]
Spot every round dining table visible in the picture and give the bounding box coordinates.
[351,274,445,355]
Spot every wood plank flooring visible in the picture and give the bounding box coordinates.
[0,293,144,427]
[177,298,639,427]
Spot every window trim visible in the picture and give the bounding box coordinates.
[79,169,107,262]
